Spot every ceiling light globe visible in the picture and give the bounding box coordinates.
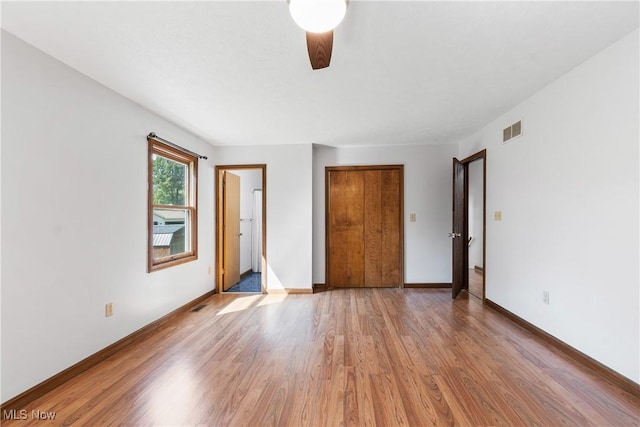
[289,0,347,33]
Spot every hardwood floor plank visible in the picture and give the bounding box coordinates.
[549,366,639,425]
[3,289,638,426]
[343,366,359,426]
[369,373,409,426]
[326,367,346,426]
[432,373,478,426]
[419,373,456,426]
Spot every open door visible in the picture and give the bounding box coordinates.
[223,171,241,291]
[451,158,466,298]
[467,157,485,300]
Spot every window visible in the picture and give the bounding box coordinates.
[148,138,198,271]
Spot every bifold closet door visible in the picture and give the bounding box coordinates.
[364,169,402,287]
[328,170,365,287]
[327,166,403,288]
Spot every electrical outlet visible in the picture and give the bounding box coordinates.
[105,303,113,317]
[543,291,549,305]
[410,213,416,222]
[208,266,212,275]
[494,211,503,221]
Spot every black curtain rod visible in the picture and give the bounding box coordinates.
[147,132,208,160]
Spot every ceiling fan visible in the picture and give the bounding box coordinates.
[289,0,347,70]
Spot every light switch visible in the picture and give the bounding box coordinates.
[494,211,502,221]
[410,213,416,222]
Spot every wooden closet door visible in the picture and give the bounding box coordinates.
[328,170,365,287]
[327,166,403,288]
[364,169,401,287]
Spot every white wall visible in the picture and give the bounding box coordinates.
[214,144,313,291]
[313,143,457,284]
[1,31,216,402]
[458,29,639,383]
[227,169,262,274]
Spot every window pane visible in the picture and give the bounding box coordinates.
[152,154,187,206]
[148,137,198,272]
[152,208,190,259]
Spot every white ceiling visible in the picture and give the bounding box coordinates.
[2,1,638,147]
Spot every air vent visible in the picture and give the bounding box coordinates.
[503,119,523,143]
[190,304,207,312]
[503,127,511,142]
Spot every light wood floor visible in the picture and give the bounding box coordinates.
[5,289,639,426]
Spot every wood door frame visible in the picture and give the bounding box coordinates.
[325,164,405,288]
[215,165,267,294]
[458,149,487,301]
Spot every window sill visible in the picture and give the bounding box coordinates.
[148,254,198,273]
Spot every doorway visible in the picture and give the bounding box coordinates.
[216,165,266,293]
[467,157,485,299]
[451,150,486,299]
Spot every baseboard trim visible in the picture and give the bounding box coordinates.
[313,283,452,290]
[404,283,452,289]
[240,269,254,279]
[1,289,217,415]
[474,265,484,273]
[313,283,327,293]
[267,288,313,294]
[484,299,640,396]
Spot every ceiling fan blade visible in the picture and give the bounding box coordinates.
[306,31,333,70]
